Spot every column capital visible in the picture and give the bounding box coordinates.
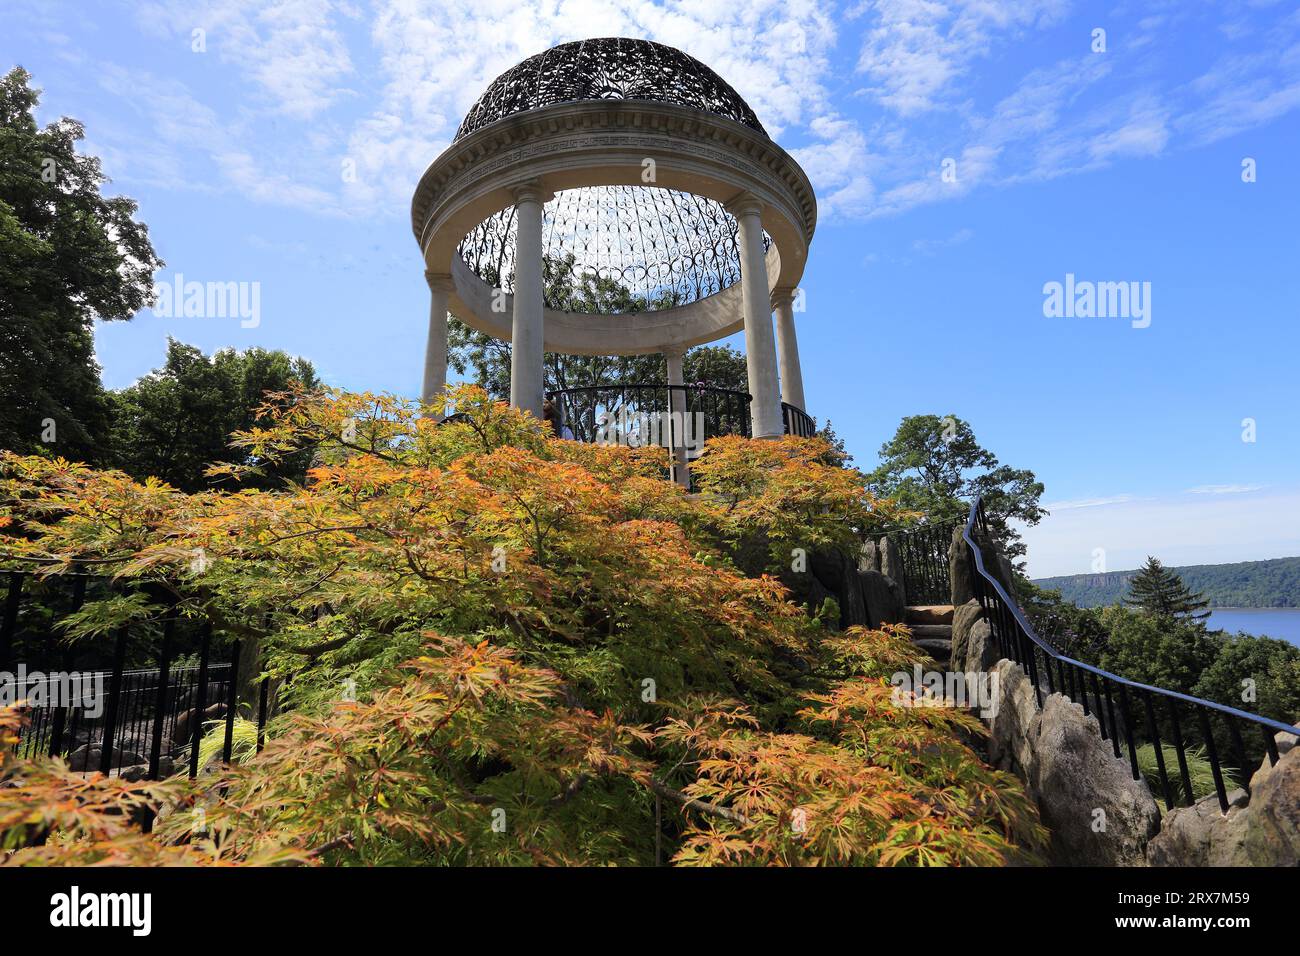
[661,344,687,359]
[724,192,764,220]
[424,271,454,294]
[770,286,797,311]
[511,180,554,205]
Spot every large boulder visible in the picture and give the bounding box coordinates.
[811,548,868,629]
[860,570,905,627]
[952,524,1018,605]
[858,539,880,574]
[1146,790,1252,866]
[172,702,229,746]
[948,599,983,673]
[781,546,870,629]
[986,660,1040,779]
[965,619,998,674]
[1249,730,1296,791]
[66,743,146,771]
[984,665,1161,866]
[1032,694,1161,866]
[878,536,906,607]
[1242,735,1300,864]
[949,524,974,607]
[1147,732,1300,866]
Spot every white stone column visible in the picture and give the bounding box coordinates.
[664,347,689,486]
[772,288,805,412]
[421,271,452,416]
[728,195,783,439]
[509,184,550,419]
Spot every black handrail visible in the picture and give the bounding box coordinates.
[962,497,1299,814]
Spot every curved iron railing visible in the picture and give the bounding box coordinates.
[547,386,817,444]
[963,497,1299,814]
[547,384,753,447]
[781,402,816,438]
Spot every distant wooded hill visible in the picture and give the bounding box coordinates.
[1034,556,1300,608]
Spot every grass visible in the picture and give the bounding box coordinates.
[1135,743,1237,810]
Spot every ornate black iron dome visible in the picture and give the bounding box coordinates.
[455,37,767,140]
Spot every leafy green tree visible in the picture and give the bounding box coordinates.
[0,67,162,462]
[865,414,1045,561]
[1124,557,1210,620]
[1015,580,1109,663]
[814,419,852,467]
[1098,605,1222,696]
[106,339,319,491]
[1192,633,1300,726]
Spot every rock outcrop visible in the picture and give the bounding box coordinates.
[858,539,879,574]
[948,599,983,673]
[965,619,998,674]
[985,661,1160,865]
[1033,695,1161,866]
[860,570,904,627]
[878,536,906,607]
[1147,731,1300,866]
[949,524,974,607]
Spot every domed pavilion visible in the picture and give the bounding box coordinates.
[411,37,817,477]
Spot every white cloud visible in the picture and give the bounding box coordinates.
[853,0,1071,115]
[1042,495,1136,511]
[1186,484,1266,496]
[135,0,357,119]
[80,0,1300,223]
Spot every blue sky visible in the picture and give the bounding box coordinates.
[4,0,1299,576]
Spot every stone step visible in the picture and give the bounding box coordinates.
[907,623,953,640]
[912,637,952,664]
[905,604,954,626]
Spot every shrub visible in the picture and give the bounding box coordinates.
[0,385,1044,866]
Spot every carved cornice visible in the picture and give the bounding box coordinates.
[411,101,816,249]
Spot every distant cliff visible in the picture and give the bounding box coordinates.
[1034,556,1300,608]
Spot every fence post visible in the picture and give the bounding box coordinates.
[223,639,240,764]
[256,676,270,753]
[147,606,176,780]
[189,621,212,779]
[98,626,129,775]
[47,576,87,759]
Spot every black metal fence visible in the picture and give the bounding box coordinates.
[0,570,273,781]
[889,522,957,606]
[963,497,1300,814]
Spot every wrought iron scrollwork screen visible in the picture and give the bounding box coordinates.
[455,37,767,141]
